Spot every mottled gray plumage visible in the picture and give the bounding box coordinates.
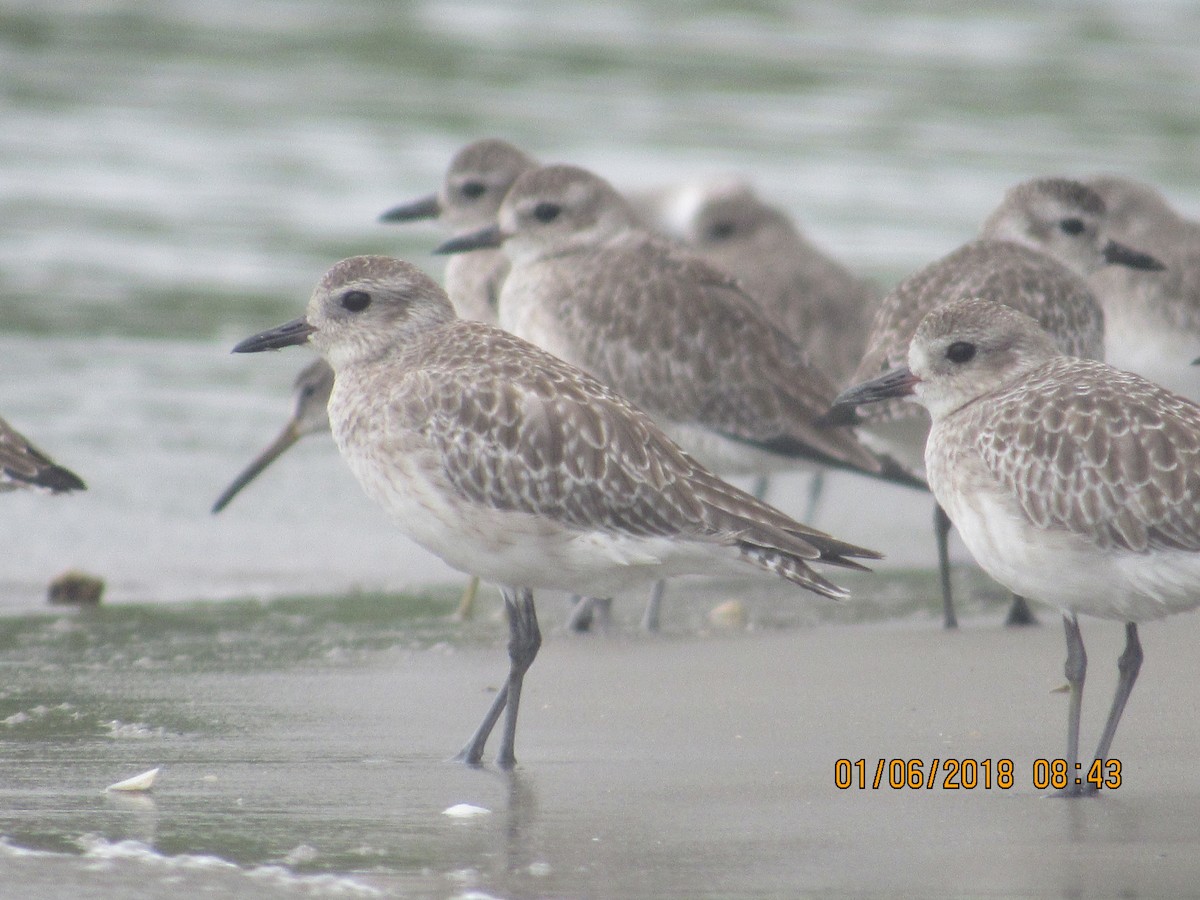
[675,182,879,387]
[448,164,923,491]
[232,255,882,767]
[850,178,1124,432]
[839,296,1200,793]
[1085,174,1200,398]
[381,138,537,323]
[0,415,85,494]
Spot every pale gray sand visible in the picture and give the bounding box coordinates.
[2,593,1197,897]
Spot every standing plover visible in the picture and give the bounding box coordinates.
[836,297,1200,795]
[233,255,882,768]
[830,177,1163,628]
[379,138,537,325]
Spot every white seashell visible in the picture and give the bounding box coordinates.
[442,803,490,818]
[105,767,160,792]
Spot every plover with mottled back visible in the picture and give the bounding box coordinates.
[1085,174,1200,400]
[827,177,1163,628]
[0,415,85,494]
[836,297,1200,796]
[436,163,924,628]
[664,179,878,389]
[232,255,881,769]
[436,163,923,490]
[379,138,537,325]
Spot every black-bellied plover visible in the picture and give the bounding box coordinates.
[232,255,882,769]
[379,138,537,325]
[436,163,924,628]
[828,177,1164,628]
[0,415,85,494]
[836,297,1200,796]
[1085,174,1200,400]
[436,163,923,489]
[663,179,878,389]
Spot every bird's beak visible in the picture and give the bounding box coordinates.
[825,366,922,419]
[211,420,304,514]
[434,224,506,255]
[379,193,441,223]
[1103,240,1165,271]
[232,317,317,353]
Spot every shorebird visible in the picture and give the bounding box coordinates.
[0,415,85,494]
[667,179,881,513]
[211,357,488,620]
[379,137,537,325]
[666,179,878,389]
[232,255,882,768]
[435,163,924,627]
[828,177,1164,628]
[1085,175,1200,400]
[212,358,332,514]
[834,297,1200,796]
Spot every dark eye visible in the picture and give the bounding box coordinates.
[945,341,976,364]
[341,290,371,312]
[533,202,561,223]
[460,181,486,199]
[1059,217,1086,235]
[706,221,736,241]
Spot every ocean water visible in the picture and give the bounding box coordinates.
[3,0,1200,895]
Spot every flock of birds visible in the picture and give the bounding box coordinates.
[11,138,1200,794]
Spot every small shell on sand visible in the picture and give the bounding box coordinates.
[105,767,160,793]
[707,599,748,630]
[442,803,490,818]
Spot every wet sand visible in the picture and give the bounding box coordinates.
[3,593,1197,897]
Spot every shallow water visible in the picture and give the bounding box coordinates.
[4,0,1200,895]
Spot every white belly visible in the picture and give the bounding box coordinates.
[934,457,1200,623]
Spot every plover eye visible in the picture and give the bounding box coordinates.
[706,221,736,241]
[1059,217,1086,235]
[341,290,371,313]
[460,181,486,199]
[945,341,976,364]
[533,202,561,223]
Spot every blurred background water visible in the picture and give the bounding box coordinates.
[3,1,1200,895]
[3,0,1200,606]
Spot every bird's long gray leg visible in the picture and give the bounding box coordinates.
[496,587,541,769]
[1004,594,1038,627]
[801,470,825,523]
[1089,622,1142,775]
[565,595,594,632]
[641,580,665,632]
[453,575,481,622]
[454,681,509,766]
[934,503,957,629]
[751,474,770,502]
[1059,613,1087,796]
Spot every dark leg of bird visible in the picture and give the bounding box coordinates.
[565,595,594,632]
[454,682,509,766]
[453,575,481,621]
[496,587,542,770]
[751,474,770,501]
[801,470,825,523]
[1059,613,1087,797]
[934,503,957,629]
[1004,593,1038,627]
[1090,622,1142,769]
[641,580,666,632]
